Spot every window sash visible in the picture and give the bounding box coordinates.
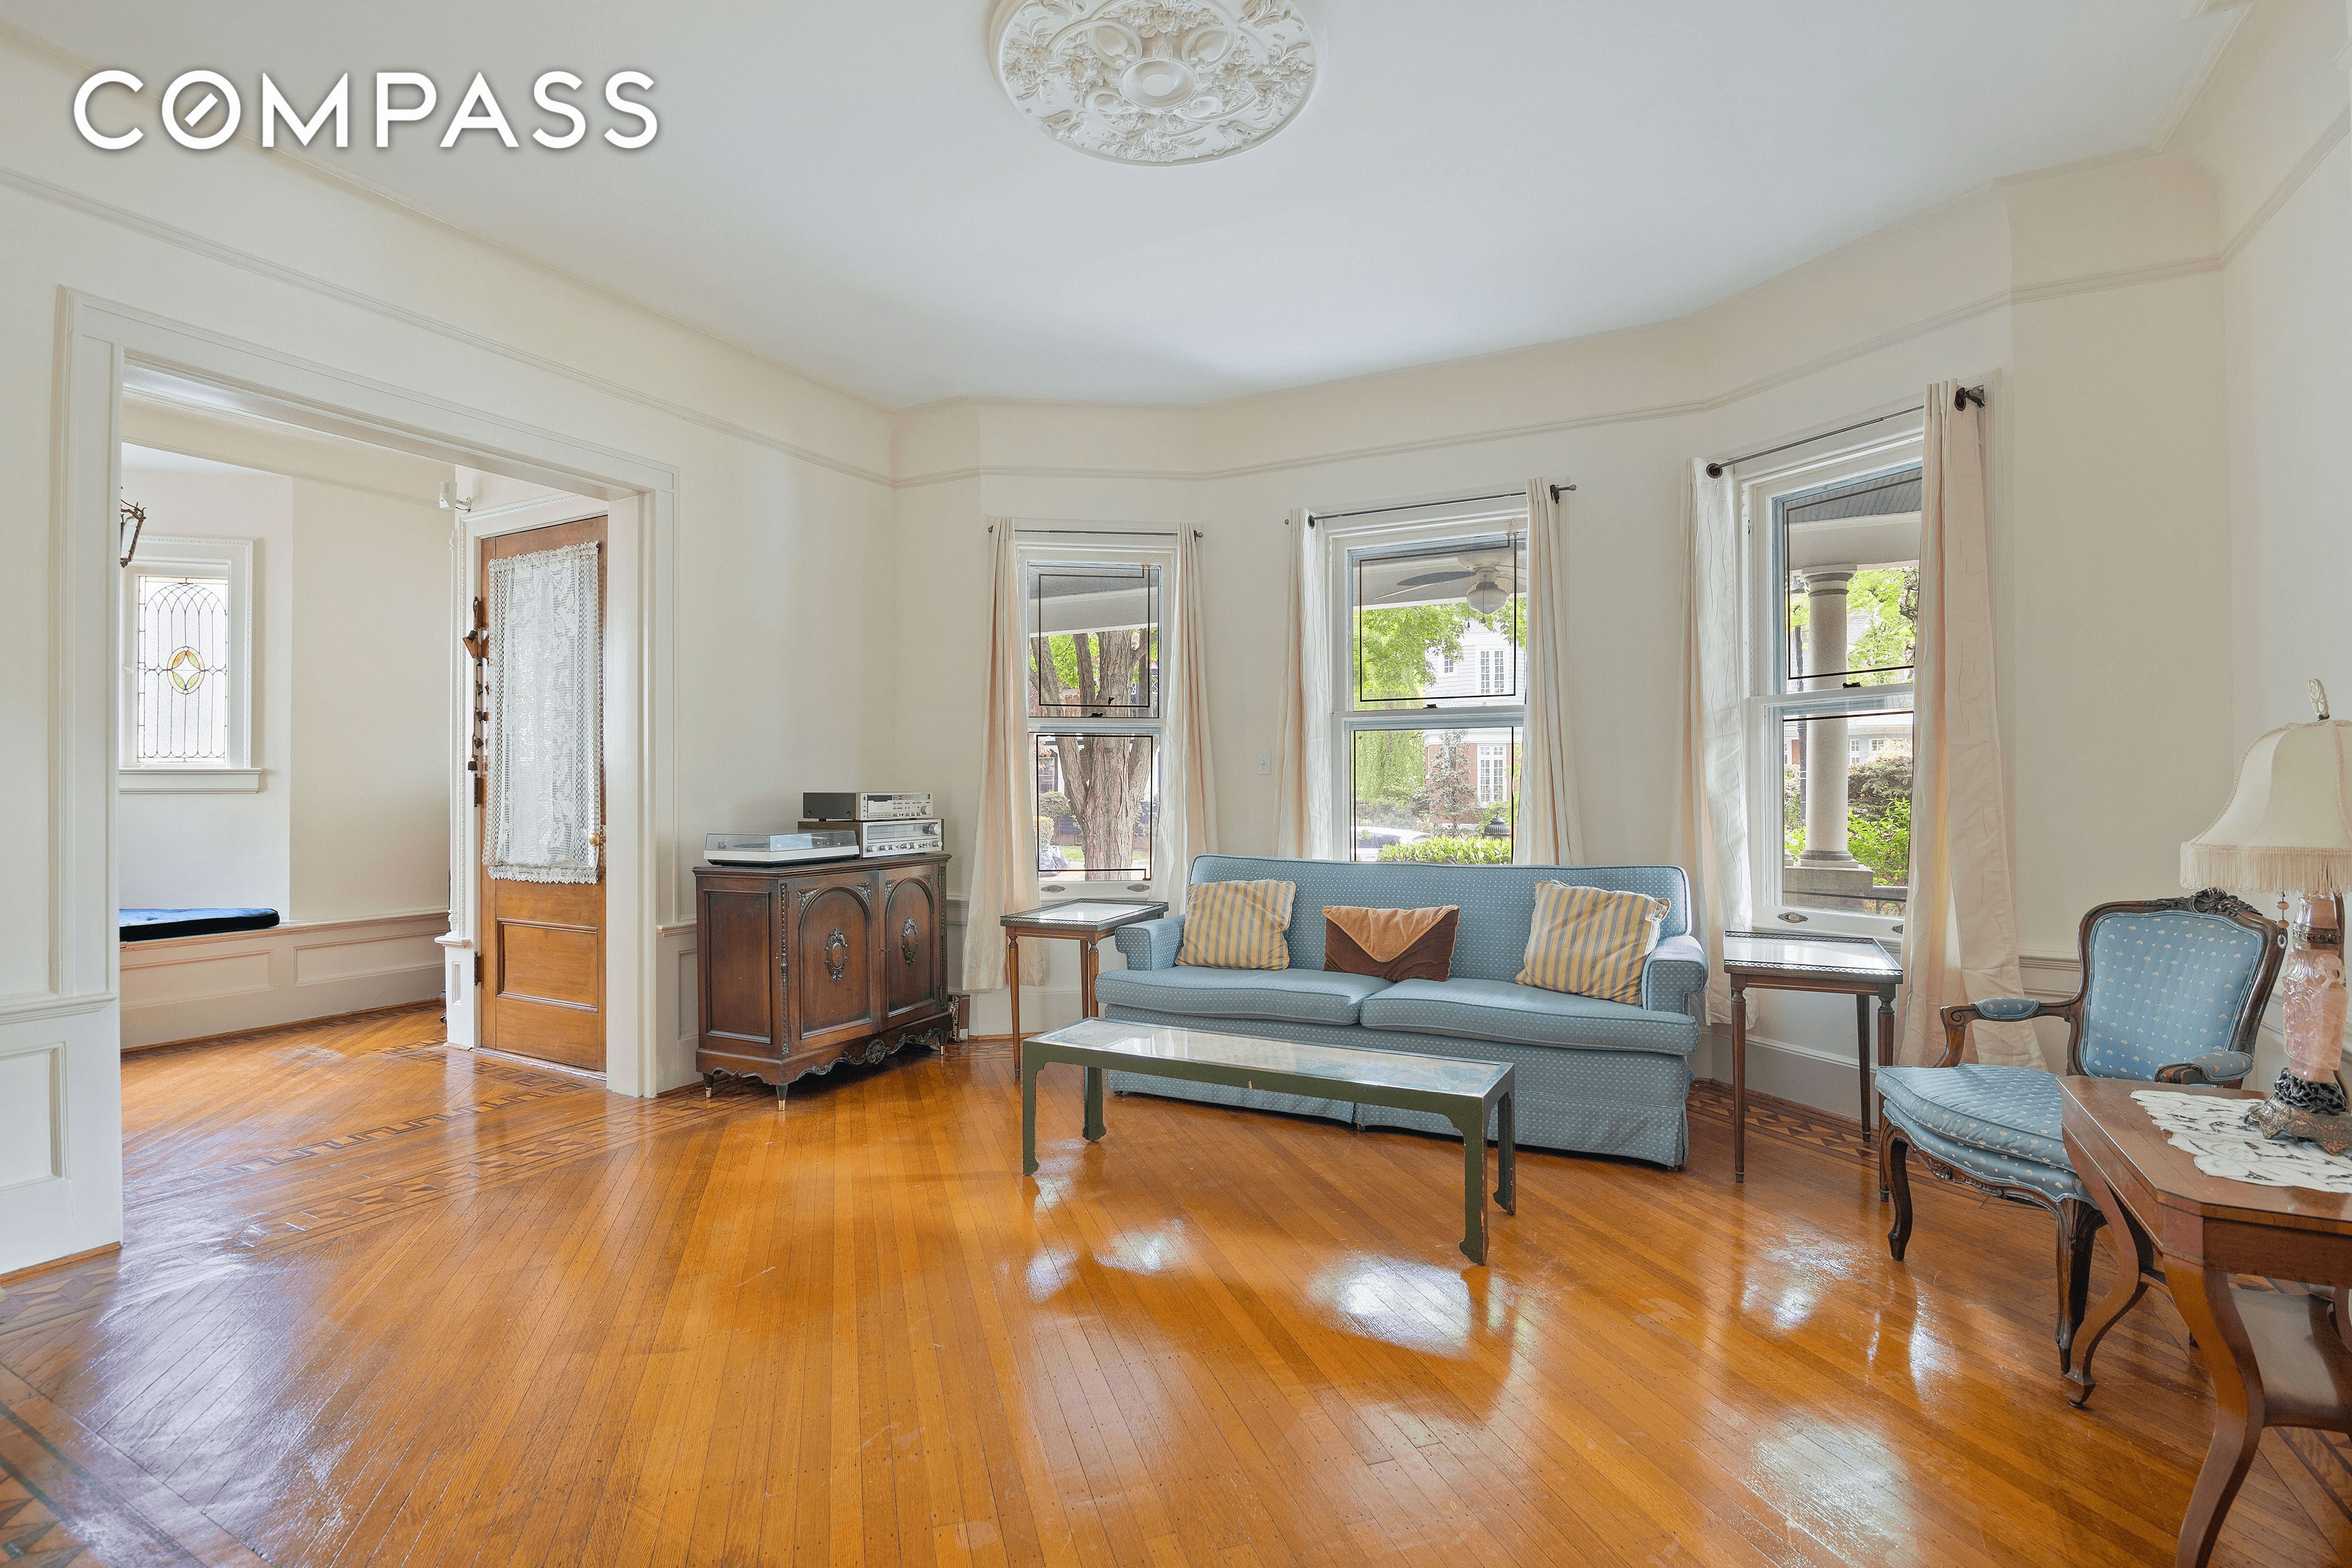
[1738,431,1924,932]
[1017,538,1174,890]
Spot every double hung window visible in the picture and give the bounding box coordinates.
[1745,439,1921,926]
[1022,545,1167,889]
[1331,502,1528,864]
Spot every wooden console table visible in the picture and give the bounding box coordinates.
[1001,898,1166,1044]
[1721,929,1901,1183]
[2060,1075,2352,1568]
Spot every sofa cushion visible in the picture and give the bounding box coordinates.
[1092,965,1392,1027]
[1324,905,1458,982]
[1357,977,1698,1056]
[1876,1064,2066,1169]
[1516,882,1666,1003]
[1184,855,1691,983]
[1177,880,1297,970]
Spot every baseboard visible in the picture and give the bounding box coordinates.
[119,910,447,1049]
[0,1241,119,1287]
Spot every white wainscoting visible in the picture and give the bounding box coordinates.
[118,910,449,1049]
[659,919,698,1091]
[0,994,121,1277]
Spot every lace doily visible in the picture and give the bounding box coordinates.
[2130,1090,2352,1194]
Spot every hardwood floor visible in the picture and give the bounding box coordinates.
[1,1005,2346,1567]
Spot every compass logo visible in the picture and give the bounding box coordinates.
[73,69,657,152]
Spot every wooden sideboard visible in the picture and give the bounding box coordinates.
[694,854,952,1097]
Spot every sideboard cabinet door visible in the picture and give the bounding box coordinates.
[881,864,944,1025]
[790,870,878,1053]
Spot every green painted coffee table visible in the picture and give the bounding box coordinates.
[1020,1018,1517,1264]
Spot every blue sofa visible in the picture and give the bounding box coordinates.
[1096,855,1709,1166]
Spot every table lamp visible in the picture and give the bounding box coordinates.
[2181,680,2352,1153]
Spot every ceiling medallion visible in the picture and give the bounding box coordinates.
[990,0,1319,165]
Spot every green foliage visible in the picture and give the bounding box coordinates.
[1037,792,1071,822]
[1846,746,1912,820]
[1413,733,1482,829]
[1786,566,1918,684]
[1355,604,1475,702]
[1846,567,1918,683]
[1847,796,1911,886]
[1352,729,1426,809]
[1377,836,1515,865]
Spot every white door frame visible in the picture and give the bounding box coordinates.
[14,291,679,1275]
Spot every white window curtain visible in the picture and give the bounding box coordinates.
[960,520,1047,993]
[1153,528,1220,904]
[1272,507,1335,858]
[1673,463,1749,1022]
[1516,478,1584,864]
[484,541,602,884]
[1898,382,2036,1067]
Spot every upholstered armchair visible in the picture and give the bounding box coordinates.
[1876,892,2283,1373]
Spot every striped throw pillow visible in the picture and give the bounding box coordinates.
[1516,882,1669,1004]
[1175,880,1297,971]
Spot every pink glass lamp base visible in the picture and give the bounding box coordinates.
[2252,897,2352,1156]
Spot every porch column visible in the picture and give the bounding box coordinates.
[1798,568,1862,872]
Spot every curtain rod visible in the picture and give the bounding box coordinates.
[991,525,1202,538]
[1298,484,1573,527]
[1704,385,1983,478]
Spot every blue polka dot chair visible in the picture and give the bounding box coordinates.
[1876,890,2282,1374]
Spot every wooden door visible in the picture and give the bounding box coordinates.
[880,865,943,1024]
[478,516,608,1072]
[791,871,878,1054]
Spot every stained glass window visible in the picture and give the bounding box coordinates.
[134,573,230,762]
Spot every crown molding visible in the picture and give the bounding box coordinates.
[2219,105,2351,266]
[0,162,897,490]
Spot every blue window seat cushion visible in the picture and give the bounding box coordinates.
[1091,966,1392,1028]
[119,907,280,942]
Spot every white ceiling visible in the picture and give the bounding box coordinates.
[6,1,2237,406]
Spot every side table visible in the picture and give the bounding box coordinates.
[2060,1075,2352,1568]
[1001,899,1168,1044]
[1722,929,1901,1182]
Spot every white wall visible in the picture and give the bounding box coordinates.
[0,30,901,1274]
[114,464,294,913]
[287,473,453,923]
[2177,0,2352,1086]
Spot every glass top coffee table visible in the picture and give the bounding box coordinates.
[1021,1018,1517,1264]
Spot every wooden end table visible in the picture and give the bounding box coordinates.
[1721,930,1901,1182]
[2060,1075,2352,1568]
[1000,899,1167,1044]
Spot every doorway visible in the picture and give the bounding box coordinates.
[475,515,610,1072]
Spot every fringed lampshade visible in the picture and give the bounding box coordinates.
[2182,691,2352,1153]
[2181,718,2352,896]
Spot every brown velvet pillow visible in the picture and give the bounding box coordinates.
[1323,905,1459,983]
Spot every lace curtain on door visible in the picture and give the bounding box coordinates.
[485,541,602,884]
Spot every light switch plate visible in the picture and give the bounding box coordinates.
[1257,749,1271,774]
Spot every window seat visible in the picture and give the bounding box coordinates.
[120,907,280,942]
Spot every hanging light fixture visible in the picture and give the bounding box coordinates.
[1464,569,1508,616]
